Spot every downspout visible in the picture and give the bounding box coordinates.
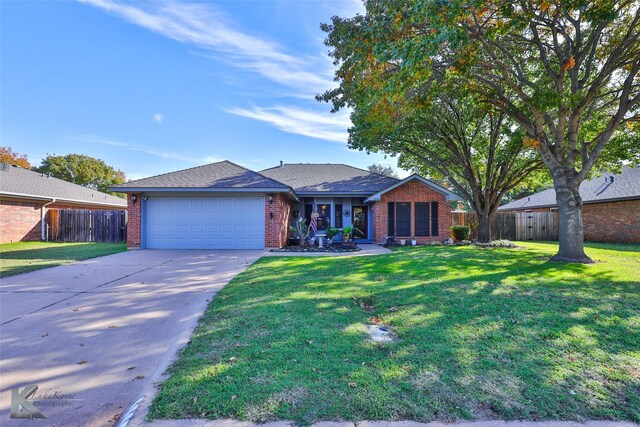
[41,198,56,240]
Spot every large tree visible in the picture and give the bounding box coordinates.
[320,0,640,262]
[35,154,126,196]
[0,146,31,169]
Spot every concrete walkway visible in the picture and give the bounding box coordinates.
[266,243,392,257]
[0,249,265,427]
[131,419,638,427]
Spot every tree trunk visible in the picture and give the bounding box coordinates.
[550,176,593,263]
[477,213,493,243]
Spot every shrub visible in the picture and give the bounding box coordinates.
[450,225,471,241]
[473,240,516,248]
[325,228,339,239]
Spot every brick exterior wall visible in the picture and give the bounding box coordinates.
[127,193,142,248]
[265,193,292,248]
[0,197,127,244]
[373,180,450,244]
[583,199,640,243]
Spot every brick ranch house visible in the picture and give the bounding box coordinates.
[111,161,461,249]
[0,163,127,243]
[498,165,640,243]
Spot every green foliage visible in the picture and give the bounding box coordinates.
[325,227,340,239]
[34,154,126,196]
[450,225,471,241]
[343,225,353,238]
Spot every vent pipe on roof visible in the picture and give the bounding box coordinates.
[610,176,614,183]
[280,160,284,167]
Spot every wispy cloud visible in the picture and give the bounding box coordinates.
[152,113,165,124]
[79,135,220,164]
[79,0,333,93]
[226,106,350,143]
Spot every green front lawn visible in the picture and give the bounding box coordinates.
[149,242,640,424]
[0,241,127,277]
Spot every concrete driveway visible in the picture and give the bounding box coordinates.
[0,249,266,426]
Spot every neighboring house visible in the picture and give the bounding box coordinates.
[0,163,127,243]
[111,161,461,249]
[498,165,640,243]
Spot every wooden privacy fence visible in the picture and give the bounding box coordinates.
[451,211,559,241]
[48,209,127,243]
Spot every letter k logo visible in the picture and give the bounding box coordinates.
[10,385,47,419]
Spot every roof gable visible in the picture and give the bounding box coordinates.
[260,163,398,193]
[112,161,290,191]
[0,163,127,208]
[498,165,640,210]
[364,174,463,202]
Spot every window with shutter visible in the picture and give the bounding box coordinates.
[431,202,439,236]
[415,202,430,236]
[396,202,411,236]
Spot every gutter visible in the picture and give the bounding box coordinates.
[41,198,56,240]
[0,191,127,209]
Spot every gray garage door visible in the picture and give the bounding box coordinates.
[145,196,265,249]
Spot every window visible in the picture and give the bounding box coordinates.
[335,204,343,228]
[316,204,330,230]
[396,202,411,236]
[550,207,558,212]
[431,202,439,236]
[387,202,395,235]
[415,202,430,236]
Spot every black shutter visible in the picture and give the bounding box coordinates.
[335,204,343,228]
[387,202,395,236]
[396,202,411,236]
[415,202,430,236]
[431,202,439,236]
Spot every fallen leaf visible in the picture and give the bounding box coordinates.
[127,366,136,370]
[348,382,358,388]
[231,395,237,401]
[108,325,118,328]
[135,375,144,380]
[41,332,48,337]
[72,308,80,312]
[78,360,88,365]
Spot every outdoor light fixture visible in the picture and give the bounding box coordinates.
[268,194,274,204]
[270,212,274,219]
[131,195,138,203]
[143,196,148,201]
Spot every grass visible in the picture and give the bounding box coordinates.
[149,242,640,424]
[0,241,127,277]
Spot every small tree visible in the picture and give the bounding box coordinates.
[367,163,399,178]
[0,146,31,169]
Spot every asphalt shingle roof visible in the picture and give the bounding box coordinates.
[498,165,640,210]
[0,163,127,207]
[260,163,399,193]
[112,161,290,190]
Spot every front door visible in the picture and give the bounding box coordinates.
[352,206,368,239]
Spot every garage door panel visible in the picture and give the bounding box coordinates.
[145,196,265,249]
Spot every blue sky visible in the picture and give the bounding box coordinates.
[1,0,403,180]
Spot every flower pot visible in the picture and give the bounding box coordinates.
[411,240,417,246]
[400,239,406,246]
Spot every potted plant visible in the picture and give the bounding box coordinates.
[410,236,417,246]
[325,227,339,244]
[343,225,353,242]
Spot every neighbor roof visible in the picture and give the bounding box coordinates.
[111,161,291,192]
[0,163,127,208]
[498,165,640,211]
[260,163,399,194]
[364,174,463,202]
